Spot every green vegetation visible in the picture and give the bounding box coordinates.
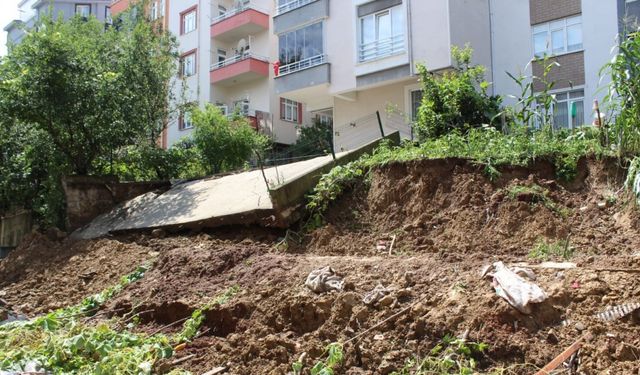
[292,118,333,158]
[0,265,165,374]
[391,335,488,375]
[175,285,241,343]
[292,342,344,375]
[505,184,570,217]
[528,238,573,261]
[190,105,270,175]
[414,46,501,140]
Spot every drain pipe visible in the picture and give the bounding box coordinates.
[488,0,495,96]
[407,0,414,76]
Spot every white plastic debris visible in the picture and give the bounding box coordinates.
[305,266,344,293]
[483,261,547,314]
[363,284,390,305]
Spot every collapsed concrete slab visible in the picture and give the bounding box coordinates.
[72,133,399,240]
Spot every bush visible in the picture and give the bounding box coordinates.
[191,105,270,174]
[414,46,501,140]
[292,118,333,158]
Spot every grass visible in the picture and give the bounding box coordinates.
[307,126,603,222]
[528,238,573,260]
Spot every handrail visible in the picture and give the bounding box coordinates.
[277,54,326,76]
[359,34,405,62]
[275,0,317,16]
[210,52,269,71]
[211,3,269,25]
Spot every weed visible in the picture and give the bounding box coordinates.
[504,184,570,218]
[391,335,488,375]
[293,342,343,375]
[528,238,573,260]
[175,285,240,343]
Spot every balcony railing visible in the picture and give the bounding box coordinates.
[211,3,269,24]
[277,54,326,76]
[210,52,269,71]
[275,0,317,15]
[359,34,405,63]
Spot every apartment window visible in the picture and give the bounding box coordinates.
[160,0,165,17]
[410,89,423,121]
[278,22,323,66]
[179,111,194,130]
[218,5,227,16]
[150,1,159,20]
[552,89,584,129]
[75,4,91,18]
[181,7,197,34]
[532,16,582,58]
[105,6,112,24]
[280,98,301,123]
[181,51,197,77]
[359,5,405,62]
[217,49,227,63]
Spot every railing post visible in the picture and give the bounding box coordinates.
[376,110,385,138]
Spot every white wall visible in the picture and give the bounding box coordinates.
[582,0,618,123]
[489,0,532,107]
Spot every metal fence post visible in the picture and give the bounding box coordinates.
[376,110,385,138]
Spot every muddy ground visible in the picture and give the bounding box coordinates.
[2,157,640,374]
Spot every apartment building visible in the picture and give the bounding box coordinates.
[5,0,112,46]
[7,1,640,153]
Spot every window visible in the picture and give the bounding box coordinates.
[278,22,323,66]
[105,6,112,24]
[160,0,165,17]
[181,51,196,77]
[180,111,194,130]
[150,1,159,20]
[280,98,301,123]
[75,4,91,18]
[181,8,197,34]
[552,89,584,129]
[532,16,582,58]
[315,113,332,125]
[217,49,227,63]
[218,5,227,16]
[410,89,423,122]
[359,5,405,62]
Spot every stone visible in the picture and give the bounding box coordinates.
[151,229,166,238]
[575,322,586,332]
[378,295,395,307]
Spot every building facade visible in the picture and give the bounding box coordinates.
[7,0,639,152]
[5,0,112,46]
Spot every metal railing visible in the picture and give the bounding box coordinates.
[359,34,405,62]
[275,0,317,15]
[210,52,269,71]
[211,3,269,25]
[277,54,326,76]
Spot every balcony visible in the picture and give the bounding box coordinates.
[210,53,269,86]
[273,0,329,34]
[211,4,269,43]
[274,55,330,105]
[359,35,406,63]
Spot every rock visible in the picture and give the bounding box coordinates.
[148,251,160,257]
[597,201,607,209]
[151,229,166,238]
[373,334,384,341]
[378,295,395,307]
[410,302,427,318]
[575,322,586,332]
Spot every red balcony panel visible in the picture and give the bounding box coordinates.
[210,57,269,86]
[111,0,133,16]
[210,9,269,42]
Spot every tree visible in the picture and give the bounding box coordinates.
[291,118,333,158]
[0,10,179,175]
[191,105,270,174]
[415,46,502,140]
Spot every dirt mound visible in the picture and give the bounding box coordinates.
[2,157,640,374]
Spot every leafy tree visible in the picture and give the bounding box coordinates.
[191,105,270,174]
[0,11,179,175]
[415,46,501,140]
[292,118,333,158]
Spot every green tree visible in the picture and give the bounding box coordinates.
[0,10,179,175]
[415,46,501,140]
[191,105,270,174]
[292,118,333,157]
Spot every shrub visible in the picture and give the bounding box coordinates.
[414,46,501,140]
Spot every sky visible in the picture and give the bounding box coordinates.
[0,0,21,56]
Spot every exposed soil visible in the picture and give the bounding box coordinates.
[2,157,640,374]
